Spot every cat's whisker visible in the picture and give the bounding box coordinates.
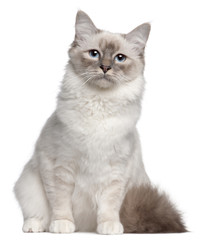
[118,75,132,86]
[80,75,96,87]
[110,74,131,87]
[68,71,98,82]
[119,74,130,82]
[67,73,89,81]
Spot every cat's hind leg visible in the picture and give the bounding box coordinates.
[14,161,50,232]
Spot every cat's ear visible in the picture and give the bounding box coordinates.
[126,23,151,51]
[75,11,99,41]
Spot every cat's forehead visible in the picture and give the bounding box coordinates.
[98,34,121,53]
[90,31,128,54]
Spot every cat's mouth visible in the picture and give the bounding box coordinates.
[103,74,113,82]
[89,74,115,89]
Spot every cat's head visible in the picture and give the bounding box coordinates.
[69,11,150,89]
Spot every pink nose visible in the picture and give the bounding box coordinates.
[100,65,111,73]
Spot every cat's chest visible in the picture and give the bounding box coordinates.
[59,95,135,134]
[76,95,120,119]
[57,95,138,157]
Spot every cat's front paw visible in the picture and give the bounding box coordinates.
[97,221,124,235]
[49,220,75,233]
[23,218,45,233]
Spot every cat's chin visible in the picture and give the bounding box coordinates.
[89,75,115,89]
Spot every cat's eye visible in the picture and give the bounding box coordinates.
[89,49,100,58]
[114,54,126,62]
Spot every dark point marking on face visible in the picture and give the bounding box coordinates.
[98,38,124,69]
[118,62,134,74]
[69,29,146,88]
[82,58,98,69]
[99,39,120,55]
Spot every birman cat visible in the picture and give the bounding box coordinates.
[14,11,186,234]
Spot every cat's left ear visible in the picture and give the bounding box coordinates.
[75,11,99,41]
[126,23,151,51]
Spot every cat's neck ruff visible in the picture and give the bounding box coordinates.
[56,63,143,130]
[59,63,145,105]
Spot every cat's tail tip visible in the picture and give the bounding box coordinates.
[120,184,187,233]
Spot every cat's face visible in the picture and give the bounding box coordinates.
[69,11,150,89]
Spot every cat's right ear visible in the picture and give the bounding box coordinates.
[75,11,99,41]
[126,23,151,52]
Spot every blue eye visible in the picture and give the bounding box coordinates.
[89,49,100,58]
[115,54,126,62]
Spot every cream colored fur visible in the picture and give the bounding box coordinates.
[14,11,151,234]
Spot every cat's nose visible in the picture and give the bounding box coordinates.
[100,65,111,73]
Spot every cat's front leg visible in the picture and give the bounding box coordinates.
[50,165,76,233]
[97,180,125,235]
[41,162,76,233]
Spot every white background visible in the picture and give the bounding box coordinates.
[0,0,206,239]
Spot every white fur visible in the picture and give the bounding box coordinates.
[49,220,75,233]
[97,221,124,235]
[14,11,151,234]
[23,218,45,233]
[14,62,150,233]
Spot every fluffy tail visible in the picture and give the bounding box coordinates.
[120,184,187,233]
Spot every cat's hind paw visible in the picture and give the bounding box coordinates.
[97,221,124,235]
[49,219,75,233]
[23,218,45,233]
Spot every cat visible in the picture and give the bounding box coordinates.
[14,10,186,234]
